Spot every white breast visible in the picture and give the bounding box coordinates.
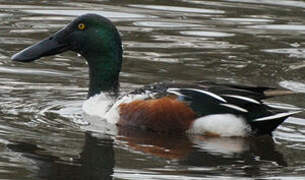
[82,92,152,124]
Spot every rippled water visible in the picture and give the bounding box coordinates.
[2,0,305,179]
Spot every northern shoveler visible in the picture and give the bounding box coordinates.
[11,14,302,136]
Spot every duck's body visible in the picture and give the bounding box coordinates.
[90,81,298,136]
[12,14,301,136]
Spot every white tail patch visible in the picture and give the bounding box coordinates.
[187,114,250,137]
[222,94,260,104]
[254,111,302,122]
[220,103,248,113]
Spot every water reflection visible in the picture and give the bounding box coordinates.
[224,0,305,8]
[263,48,305,58]
[130,5,225,14]
[117,128,193,160]
[8,133,114,180]
[214,18,274,24]
[7,129,287,179]
[24,10,151,19]
[180,31,235,37]
[119,128,287,167]
[134,21,200,28]
[247,24,305,31]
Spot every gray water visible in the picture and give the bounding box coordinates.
[1,0,305,179]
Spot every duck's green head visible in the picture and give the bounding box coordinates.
[12,14,123,97]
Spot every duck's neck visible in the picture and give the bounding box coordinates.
[86,53,122,98]
[82,24,123,98]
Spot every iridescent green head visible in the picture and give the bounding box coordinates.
[12,14,123,97]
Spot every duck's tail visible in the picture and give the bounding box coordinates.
[250,109,302,135]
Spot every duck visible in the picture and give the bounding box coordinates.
[11,13,302,137]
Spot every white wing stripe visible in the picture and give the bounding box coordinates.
[254,111,301,122]
[222,94,260,104]
[220,103,248,113]
[185,88,227,102]
[167,88,187,97]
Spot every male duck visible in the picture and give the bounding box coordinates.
[12,14,301,136]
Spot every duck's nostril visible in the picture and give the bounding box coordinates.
[49,36,54,40]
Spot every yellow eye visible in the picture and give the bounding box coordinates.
[78,23,86,30]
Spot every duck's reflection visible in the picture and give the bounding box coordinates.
[181,135,287,166]
[7,128,287,179]
[8,133,115,180]
[117,128,287,167]
[79,133,114,180]
[117,127,193,160]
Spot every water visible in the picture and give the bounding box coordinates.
[1,0,305,179]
